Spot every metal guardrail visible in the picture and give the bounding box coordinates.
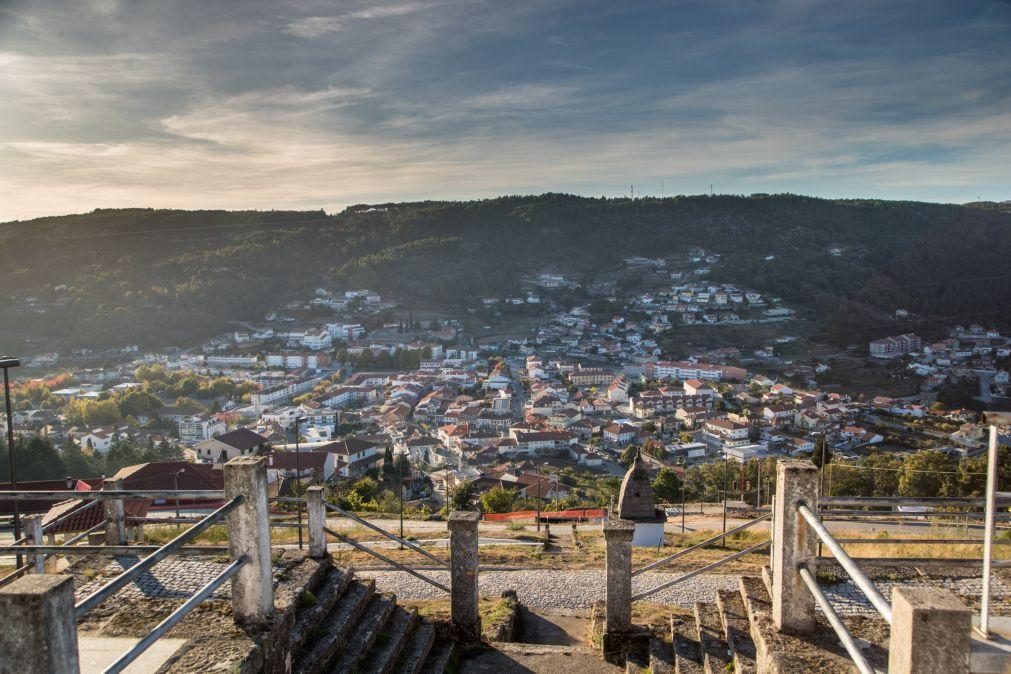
[0,490,225,500]
[632,539,771,602]
[632,512,771,577]
[102,557,246,674]
[820,496,1011,508]
[798,501,892,623]
[74,496,242,618]
[324,526,449,593]
[798,566,875,674]
[324,502,448,569]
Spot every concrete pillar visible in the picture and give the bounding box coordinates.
[103,478,126,546]
[888,587,970,674]
[0,575,80,674]
[448,510,481,641]
[306,486,326,559]
[224,456,274,625]
[772,460,818,633]
[603,518,635,634]
[24,514,45,574]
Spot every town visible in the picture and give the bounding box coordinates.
[6,252,1009,518]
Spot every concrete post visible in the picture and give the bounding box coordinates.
[603,518,635,634]
[772,460,818,633]
[448,510,481,641]
[0,575,80,674]
[103,478,126,546]
[306,486,326,559]
[224,456,274,625]
[888,587,970,674]
[24,514,45,574]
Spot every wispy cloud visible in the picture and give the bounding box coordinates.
[284,2,431,38]
[0,0,1009,220]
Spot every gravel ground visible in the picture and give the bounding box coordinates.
[359,569,742,609]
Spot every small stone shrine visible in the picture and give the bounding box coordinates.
[617,452,667,546]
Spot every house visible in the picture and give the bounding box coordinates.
[607,375,630,403]
[79,427,118,453]
[110,461,224,509]
[315,437,386,478]
[178,413,227,444]
[195,428,271,463]
[603,423,639,446]
[265,450,336,484]
[683,379,715,397]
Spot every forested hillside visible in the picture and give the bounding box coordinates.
[1,194,1009,351]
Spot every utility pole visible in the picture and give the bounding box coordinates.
[536,461,542,532]
[740,459,746,503]
[295,416,305,550]
[722,455,728,549]
[2,358,22,568]
[398,452,404,549]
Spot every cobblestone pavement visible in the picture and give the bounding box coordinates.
[361,569,741,609]
[75,557,232,601]
[823,573,1011,616]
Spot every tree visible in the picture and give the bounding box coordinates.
[899,450,957,497]
[619,445,639,468]
[349,476,380,502]
[812,435,832,470]
[652,467,682,503]
[451,480,477,510]
[480,486,516,513]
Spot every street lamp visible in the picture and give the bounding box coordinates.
[1,357,22,568]
[294,416,307,550]
[173,468,185,526]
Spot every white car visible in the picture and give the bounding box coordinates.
[664,507,681,517]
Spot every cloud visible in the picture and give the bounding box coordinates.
[0,0,1010,221]
[284,2,431,38]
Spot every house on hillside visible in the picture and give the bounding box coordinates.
[194,428,271,463]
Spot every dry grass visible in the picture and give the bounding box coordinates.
[827,528,1011,561]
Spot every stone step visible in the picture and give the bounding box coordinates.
[738,575,861,674]
[419,639,454,674]
[671,614,704,674]
[624,641,650,673]
[357,606,419,674]
[393,620,436,674]
[288,567,355,655]
[694,602,732,674]
[716,589,757,674]
[648,636,675,674]
[293,579,375,674]
[328,593,397,673]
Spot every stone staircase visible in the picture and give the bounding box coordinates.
[640,575,884,674]
[288,564,453,673]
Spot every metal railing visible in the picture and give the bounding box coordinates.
[798,501,893,623]
[103,557,246,674]
[0,498,106,587]
[632,512,771,577]
[324,526,449,592]
[323,501,449,569]
[798,566,876,674]
[632,539,770,602]
[75,496,242,618]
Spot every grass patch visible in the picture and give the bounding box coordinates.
[506,522,526,532]
[298,590,318,608]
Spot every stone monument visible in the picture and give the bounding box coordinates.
[617,452,666,546]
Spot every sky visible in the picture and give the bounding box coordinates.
[1,0,1010,221]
